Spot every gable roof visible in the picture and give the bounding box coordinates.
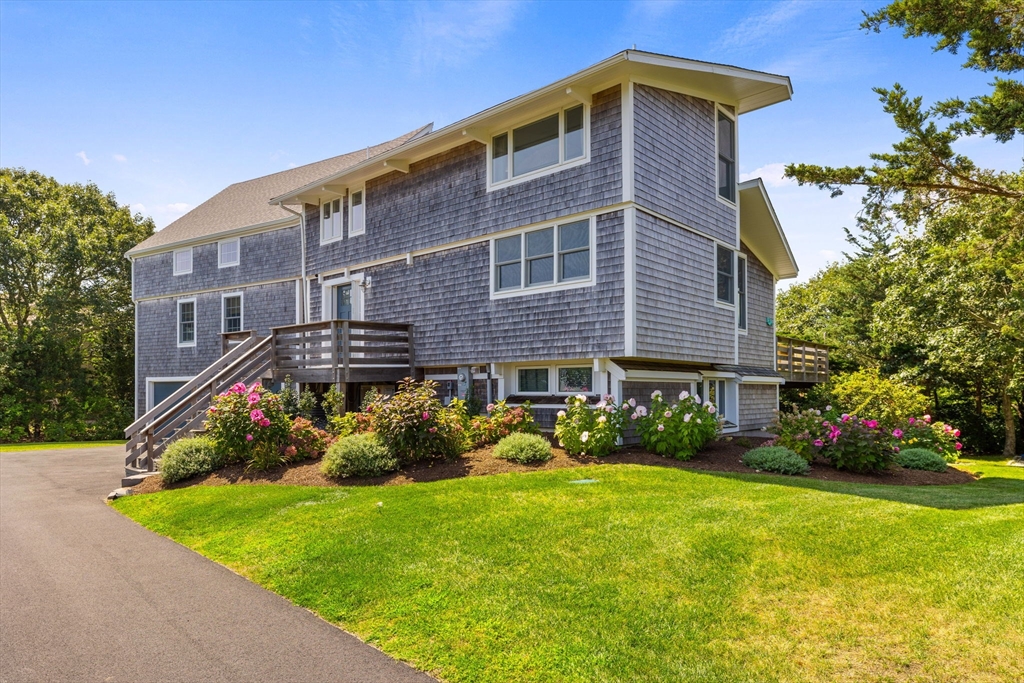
[126,124,433,257]
[738,178,798,279]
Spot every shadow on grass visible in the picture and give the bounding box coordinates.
[694,468,1024,511]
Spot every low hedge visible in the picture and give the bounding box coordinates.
[322,433,398,479]
[159,436,224,483]
[895,447,948,472]
[741,446,810,476]
[492,432,552,464]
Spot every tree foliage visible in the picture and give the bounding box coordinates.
[0,168,154,441]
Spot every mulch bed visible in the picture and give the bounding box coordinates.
[129,436,976,495]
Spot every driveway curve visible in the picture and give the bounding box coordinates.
[0,446,433,683]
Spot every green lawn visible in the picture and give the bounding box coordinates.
[114,457,1024,683]
[0,440,124,452]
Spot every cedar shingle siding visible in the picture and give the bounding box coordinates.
[738,243,775,368]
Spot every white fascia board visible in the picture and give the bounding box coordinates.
[738,178,798,279]
[623,369,702,382]
[738,375,785,384]
[125,216,299,259]
[270,50,793,206]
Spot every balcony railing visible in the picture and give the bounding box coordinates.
[270,319,415,385]
[776,336,829,383]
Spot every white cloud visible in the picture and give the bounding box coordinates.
[113,154,128,162]
[163,202,192,214]
[76,151,91,165]
[740,162,793,187]
[131,203,146,213]
[718,1,810,51]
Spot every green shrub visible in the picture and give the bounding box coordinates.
[469,400,540,446]
[159,436,224,483]
[321,433,398,478]
[741,446,810,476]
[321,384,345,419]
[279,375,299,417]
[368,378,466,464]
[635,390,720,460]
[895,447,948,472]
[894,416,962,462]
[327,411,374,437]
[492,432,552,464]
[555,394,628,457]
[819,416,895,473]
[206,382,291,468]
[767,407,829,462]
[297,388,317,420]
[829,368,928,430]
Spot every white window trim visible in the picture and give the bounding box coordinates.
[555,364,596,395]
[320,198,344,246]
[217,238,240,268]
[701,376,739,433]
[737,252,748,334]
[714,104,738,208]
[490,216,597,300]
[177,298,197,348]
[320,274,365,322]
[146,376,193,412]
[486,103,591,192]
[713,242,736,310]
[348,186,366,237]
[514,366,553,395]
[221,291,244,334]
[172,247,192,276]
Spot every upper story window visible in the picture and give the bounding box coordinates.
[489,104,587,188]
[322,199,342,242]
[716,244,734,305]
[717,109,736,202]
[223,293,242,333]
[492,218,592,297]
[177,299,196,347]
[218,238,239,268]
[737,254,747,330]
[173,247,192,276]
[349,188,365,236]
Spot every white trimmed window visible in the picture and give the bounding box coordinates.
[517,368,549,393]
[717,108,736,202]
[173,247,192,276]
[177,299,196,347]
[492,218,593,297]
[322,199,342,242]
[558,367,593,393]
[737,254,747,330]
[222,293,242,333]
[716,244,734,305]
[218,238,239,268]
[349,188,365,236]
[489,104,587,188]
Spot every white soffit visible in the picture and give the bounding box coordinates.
[739,179,798,280]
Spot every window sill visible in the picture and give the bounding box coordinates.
[348,230,365,238]
[716,194,737,209]
[714,300,735,311]
[176,342,196,349]
[320,236,344,246]
[491,277,594,300]
[487,155,589,193]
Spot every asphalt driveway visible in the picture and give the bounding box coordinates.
[0,446,433,683]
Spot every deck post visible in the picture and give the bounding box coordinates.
[145,429,155,471]
[342,321,351,383]
[407,324,415,377]
[787,343,794,382]
[330,321,339,386]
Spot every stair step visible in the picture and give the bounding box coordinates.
[122,470,159,487]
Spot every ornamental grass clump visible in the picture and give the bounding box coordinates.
[817,414,894,473]
[554,394,628,457]
[492,432,552,464]
[206,382,291,470]
[368,378,466,464]
[321,433,398,478]
[158,436,224,484]
[893,415,962,462]
[741,446,810,476]
[635,390,720,460]
[895,447,948,472]
[469,400,540,446]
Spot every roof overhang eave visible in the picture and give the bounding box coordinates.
[738,179,799,280]
[269,50,793,206]
[125,215,300,258]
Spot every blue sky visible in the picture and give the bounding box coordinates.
[1,0,1019,284]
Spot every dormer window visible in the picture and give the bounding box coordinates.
[322,199,342,242]
[489,104,588,189]
[349,188,365,236]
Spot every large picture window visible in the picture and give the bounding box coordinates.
[717,109,736,202]
[493,218,592,295]
[490,104,587,187]
[716,244,734,305]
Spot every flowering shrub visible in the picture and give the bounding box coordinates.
[207,382,290,468]
[327,411,374,438]
[368,378,466,464]
[892,415,961,462]
[469,400,540,446]
[635,390,720,460]
[817,414,894,473]
[766,407,830,462]
[554,394,628,457]
[285,417,330,463]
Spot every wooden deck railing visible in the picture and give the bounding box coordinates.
[776,336,829,383]
[270,320,414,385]
[124,334,273,473]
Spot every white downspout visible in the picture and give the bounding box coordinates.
[277,202,307,324]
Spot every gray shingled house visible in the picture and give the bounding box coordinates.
[124,50,814,476]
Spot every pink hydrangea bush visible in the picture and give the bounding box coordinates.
[635,390,720,460]
[554,394,628,457]
[206,381,290,469]
[468,399,540,447]
[891,415,962,462]
[766,407,830,462]
[816,414,894,473]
